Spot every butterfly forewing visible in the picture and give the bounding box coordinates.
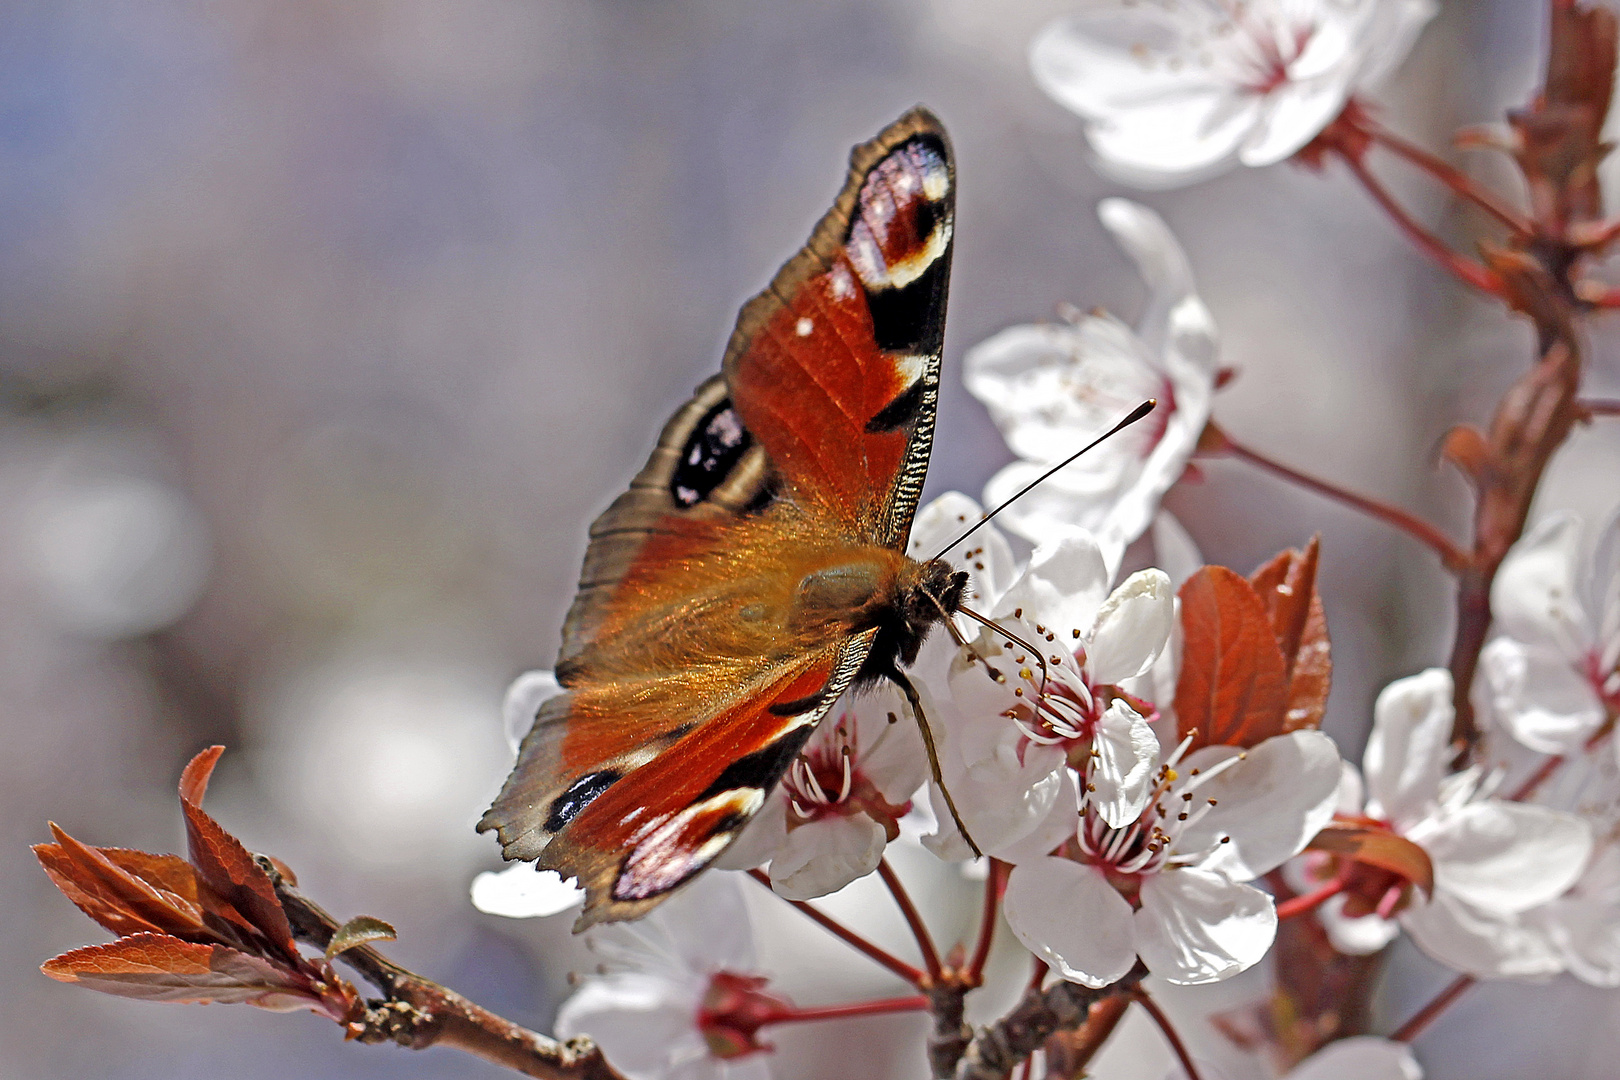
[481,107,955,927]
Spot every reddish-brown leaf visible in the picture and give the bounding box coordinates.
[179,745,225,806]
[1440,425,1492,484]
[176,748,298,962]
[1174,566,1290,749]
[1248,537,1332,733]
[1307,823,1435,897]
[180,804,298,962]
[35,825,207,939]
[41,933,325,1012]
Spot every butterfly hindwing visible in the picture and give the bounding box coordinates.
[480,107,955,927]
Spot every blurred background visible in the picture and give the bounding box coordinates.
[4,1,1619,1078]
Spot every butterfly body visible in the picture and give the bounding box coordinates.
[483,109,959,927]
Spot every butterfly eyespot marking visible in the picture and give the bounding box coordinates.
[546,770,622,832]
[669,400,753,508]
[614,787,766,901]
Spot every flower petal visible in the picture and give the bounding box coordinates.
[1478,636,1605,754]
[1533,845,1620,988]
[1363,668,1453,826]
[1411,800,1592,914]
[846,689,930,803]
[1004,858,1138,987]
[994,532,1113,639]
[1287,1036,1423,1080]
[555,973,707,1078]
[1317,894,1402,957]
[1031,12,1257,187]
[1239,75,1352,166]
[907,491,1018,609]
[1087,568,1175,683]
[1491,512,1591,655]
[1399,889,1563,979]
[469,864,583,919]
[1356,0,1441,88]
[1177,730,1343,880]
[1089,701,1160,828]
[1134,867,1276,985]
[768,814,887,901]
[502,669,560,755]
[992,768,1082,865]
[709,790,788,872]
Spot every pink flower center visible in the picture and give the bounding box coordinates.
[697,970,792,1060]
[782,715,910,832]
[1075,741,1239,904]
[1227,10,1319,96]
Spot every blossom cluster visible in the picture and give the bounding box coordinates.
[500,10,1620,1060]
[31,3,1620,1080]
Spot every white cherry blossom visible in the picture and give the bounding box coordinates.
[715,689,926,900]
[1030,0,1439,188]
[913,516,1175,859]
[1531,840,1620,987]
[1479,511,1620,759]
[1286,1036,1423,1080]
[965,200,1218,570]
[1314,669,1594,978]
[1003,727,1342,986]
[556,873,773,1080]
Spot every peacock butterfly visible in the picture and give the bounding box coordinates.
[480,107,968,928]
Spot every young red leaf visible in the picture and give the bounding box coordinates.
[174,749,299,962]
[1248,537,1332,732]
[35,824,207,939]
[325,915,398,961]
[41,933,330,1013]
[178,745,225,807]
[179,801,299,963]
[1307,823,1435,898]
[1174,566,1290,749]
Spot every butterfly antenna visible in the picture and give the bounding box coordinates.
[928,399,1156,562]
[955,603,1054,703]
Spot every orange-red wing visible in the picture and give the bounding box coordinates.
[530,651,851,926]
[723,108,953,546]
[482,109,955,929]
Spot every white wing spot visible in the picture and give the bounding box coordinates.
[891,353,928,387]
[829,264,858,301]
[795,317,814,337]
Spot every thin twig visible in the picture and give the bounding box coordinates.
[1340,151,1505,296]
[1211,426,1468,569]
[1391,975,1475,1043]
[878,857,944,984]
[966,860,1005,984]
[1581,397,1620,414]
[763,995,929,1025]
[1275,877,1347,921]
[1509,754,1567,802]
[1363,122,1534,236]
[1132,990,1202,1080]
[267,864,626,1080]
[1446,336,1582,751]
[952,963,1146,1080]
[745,869,925,986]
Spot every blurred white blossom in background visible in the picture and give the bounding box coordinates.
[965,200,1218,572]
[1030,0,1439,187]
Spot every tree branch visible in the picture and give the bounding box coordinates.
[265,860,626,1080]
[950,964,1146,1080]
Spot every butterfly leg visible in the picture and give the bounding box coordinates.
[881,665,984,859]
